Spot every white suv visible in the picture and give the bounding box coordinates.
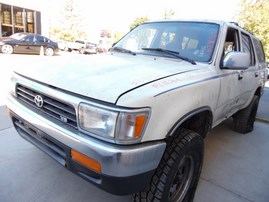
[7,20,267,201]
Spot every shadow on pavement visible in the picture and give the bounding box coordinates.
[257,87,269,122]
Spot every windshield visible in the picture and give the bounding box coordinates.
[114,22,219,62]
[10,33,27,40]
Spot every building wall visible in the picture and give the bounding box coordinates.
[0,1,41,37]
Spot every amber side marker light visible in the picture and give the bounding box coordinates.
[7,108,12,117]
[71,149,101,173]
[134,115,147,138]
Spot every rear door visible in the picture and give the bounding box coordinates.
[33,35,47,54]
[252,38,267,85]
[235,31,259,107]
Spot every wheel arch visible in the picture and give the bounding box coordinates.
[254,86,262,97]
[166,107,213,139]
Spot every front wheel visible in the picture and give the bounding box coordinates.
[133,128,204,202]
[1,44,13,54]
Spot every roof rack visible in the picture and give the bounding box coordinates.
[229,22,239,26]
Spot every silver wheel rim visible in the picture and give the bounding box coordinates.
[45,48,54,56]
[2,45,13,54]
[169,155,194,202]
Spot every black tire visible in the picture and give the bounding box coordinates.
[133,128,204,202]
[233,95,260,134]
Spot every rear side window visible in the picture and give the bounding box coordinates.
[253,38,265,63]
[36,36,45,42]
[241,33,255,65]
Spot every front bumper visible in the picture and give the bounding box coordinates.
[6,94,166,195]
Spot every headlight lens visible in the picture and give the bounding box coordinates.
[78,103,150,143]
[79,103,118,139]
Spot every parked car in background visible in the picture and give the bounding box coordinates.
[56,40,68,51]
[66,40,86,52]
[79,42,104,54]
[0,32,59,56]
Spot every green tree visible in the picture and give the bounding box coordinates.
[113,31,125,44]
[130,17,150,30]
[49,0,87,41]
[164,9,175,19]
[237,0,269,59]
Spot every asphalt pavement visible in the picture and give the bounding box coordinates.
[0,53,269,202]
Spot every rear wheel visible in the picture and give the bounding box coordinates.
[233,95,260,134]
[1,44,13,54]
[133,128,204,202]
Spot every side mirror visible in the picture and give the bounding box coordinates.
[221,52,250,70]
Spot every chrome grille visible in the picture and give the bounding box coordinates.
[16,84,77,129]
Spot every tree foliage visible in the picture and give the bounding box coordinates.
[237,0,269,59]
[114,32,125,44]
[164,9,175,19]
[130,17,150,30]
[49,0,87,41]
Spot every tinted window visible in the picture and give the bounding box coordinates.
[253,38,265,63]
[241,33,255,65]
[24,35,34,42]
[36,36,45,42]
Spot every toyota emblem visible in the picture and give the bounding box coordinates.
[34,95,44,108]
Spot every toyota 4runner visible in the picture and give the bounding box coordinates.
[6,20,268,201]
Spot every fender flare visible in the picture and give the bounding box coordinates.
[166,106,213,138]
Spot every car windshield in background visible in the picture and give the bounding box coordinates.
[10,33,27,40]
[113,22,219,62]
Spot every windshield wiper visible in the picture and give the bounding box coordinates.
[142,48,196,65]
[111,47,136,55]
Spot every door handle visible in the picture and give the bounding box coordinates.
[255,71,259,77]
[238,71,243,80]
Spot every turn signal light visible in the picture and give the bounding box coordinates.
[6,108,12,117]
[71,149,101,173]
[134,115,147,138]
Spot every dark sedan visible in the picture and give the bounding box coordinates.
[0,33,59,56]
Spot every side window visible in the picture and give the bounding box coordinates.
[224,28,240,56]
[36,36,45,42]
[253,38,265,63]
[241,33,255,65]
[25,35,34,42]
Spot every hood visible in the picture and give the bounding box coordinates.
[14,53,200,103]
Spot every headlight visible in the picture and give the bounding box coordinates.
[78,103,150,144]
[79,103,118,139]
